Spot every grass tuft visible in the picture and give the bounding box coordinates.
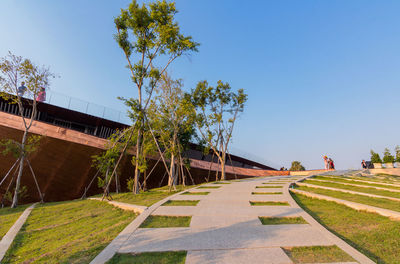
[197,186,221,189]
[252,192,283,195]
[161,200,199,206]
[258,185,282,188]
[140,215,191,228]
[181,191,209,195]
[259,216,307,225]
[212,182,231,184]
[107,251,187,264]
[283,245,354,263]
[249,201,289,206]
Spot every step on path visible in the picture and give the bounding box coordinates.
[115,176,373,264]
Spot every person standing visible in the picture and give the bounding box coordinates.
[323,156,328,170]
[361,160,367,169]
[17,82,27,97]
[36,87,46,102]
[329,158,335,170]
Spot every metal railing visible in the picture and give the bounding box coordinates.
[46,91,131,125]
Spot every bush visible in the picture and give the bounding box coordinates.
[289,161,305,171]
[383,148,395,163]
[395,146,400,163]
[126,178,134,192]
[370,150,382,163]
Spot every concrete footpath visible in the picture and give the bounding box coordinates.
[113,176,373,264]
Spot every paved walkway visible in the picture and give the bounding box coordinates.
[114,176,372,263]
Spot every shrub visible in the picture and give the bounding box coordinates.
[126,178,134,192]
[383,148,395,163]
[395,146,400,163]
[289,161,305,171]
[370,150,382,163]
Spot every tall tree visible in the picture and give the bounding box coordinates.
[0,52,54,207]
[190,80,247,181]
[147,74,196,187]
[114,0,199,193]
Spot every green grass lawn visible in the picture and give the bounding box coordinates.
[251,192,283,195]
[282,245,354,263]
[95,185,195,207]
[139,215,191,228]
[107,251,187,264]
[295,185,400,212]
[197,186,221,189]
[212,182,231,184]
[313,176,400,190]
[249,201,289,206]
[161,200,199,206]
[304,179,400,199]
[181,191,209,195]
[252,191,282,195]
[2,200,137,264]
[292,193,400,264]
[0,205,29,240]
[259,216,307,225]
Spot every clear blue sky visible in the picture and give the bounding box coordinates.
[1,0,399,170]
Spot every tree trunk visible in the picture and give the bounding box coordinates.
[221,152,226,181]
[133,128,142,194]
[168,153,175,186]
[11,130,28,208]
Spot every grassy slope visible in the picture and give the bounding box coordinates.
[314,176,400,190]
[3,200,137,264]
[304,179,400,199]
[0,205,29,240]
[296,185,400,212]
[292,193,400,264]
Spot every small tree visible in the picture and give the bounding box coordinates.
[147,74,196,187]
[395,145,400,163]
[190,80,247,181]
[114,0,199,193]
[0,52,54,208]
[289,161,305,171]
[370,150,382,164]
[382,148,395,163]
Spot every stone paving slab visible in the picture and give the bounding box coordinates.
[185,247,293,264]
[92,175,374,264]
[153,203,301,217]
[118,225,332,253]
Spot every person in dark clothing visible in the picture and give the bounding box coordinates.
[361,160,367,169]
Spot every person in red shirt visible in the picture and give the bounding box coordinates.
[36,87,46,102]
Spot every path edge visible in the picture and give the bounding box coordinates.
[286,175,375,264]
[90,187,200,264]
[0,203,37,262]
